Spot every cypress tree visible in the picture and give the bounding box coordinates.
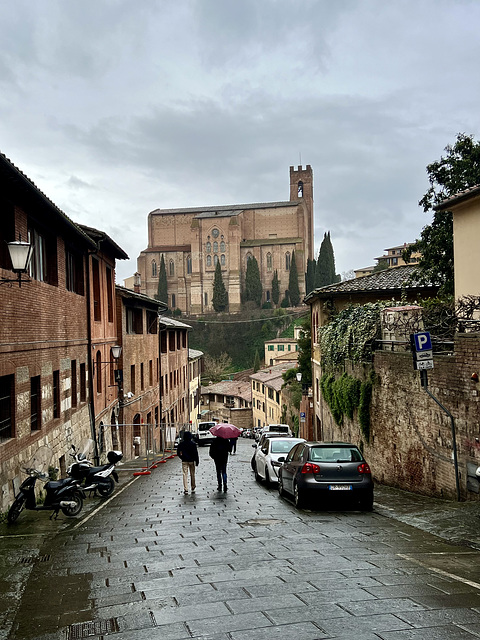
[212,261,228,312]
[315,232,337,287]
[288,250,300,307]
[271,269,280,306]
[245,256,262,306]
[305,258,316,294]
[156,254,168,305]
[253,350,261,372]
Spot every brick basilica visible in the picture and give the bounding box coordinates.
[136,165,314,314]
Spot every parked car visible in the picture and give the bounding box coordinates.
[260,423,292,438]
[251,433,293,471]
[277,441,374,511]
[252,437,305,485]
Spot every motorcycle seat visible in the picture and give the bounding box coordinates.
[47,478,75,490]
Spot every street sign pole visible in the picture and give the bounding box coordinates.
[411,335,461,502]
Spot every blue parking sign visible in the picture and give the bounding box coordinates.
[413,332,432,352]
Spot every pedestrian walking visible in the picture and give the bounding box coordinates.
[229,437,238,454]
[176,431,199,494]
[209,436,231,491]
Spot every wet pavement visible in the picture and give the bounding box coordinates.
[2,440,480,639]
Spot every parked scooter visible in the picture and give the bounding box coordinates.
[8,446,85,523]
[67,440,123,497]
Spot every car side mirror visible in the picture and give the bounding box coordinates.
[277,456,285,463]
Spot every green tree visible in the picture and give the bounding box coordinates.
[271,270,280,306]
[296,315,312,386]
[305,258,316,294]
[405,133,480,295]
[373,258,389,273]
[315,231,337,287]
[156,254,168,305]
[244,256,262,306]
[288,250,300,307]
[212,261,228,312]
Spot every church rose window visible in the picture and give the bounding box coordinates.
[212,228,219,238]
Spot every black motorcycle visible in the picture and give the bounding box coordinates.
[67,441,123,497]
[8,446,85,523]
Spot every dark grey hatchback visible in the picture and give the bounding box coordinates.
[277,441,373,510]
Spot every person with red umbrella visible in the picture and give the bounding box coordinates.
[208,424,241,492]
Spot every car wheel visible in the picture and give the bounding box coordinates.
[359,492,374,512]
[278,476,285,497]
[254,466,262,482]
[7,495,26,523]
[61,491,83,517]
[251,457,256,471]
[97,476,115,497]
[293,482,305,508]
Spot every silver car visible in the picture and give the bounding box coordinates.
[252,437,305,485]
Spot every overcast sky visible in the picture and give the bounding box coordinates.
[1,0,479,283]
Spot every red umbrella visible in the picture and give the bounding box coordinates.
[209,423,242,439]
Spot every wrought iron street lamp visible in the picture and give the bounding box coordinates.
[1,237,32,287]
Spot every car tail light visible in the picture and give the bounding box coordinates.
[357,462,371,474]
[301,462,321,474]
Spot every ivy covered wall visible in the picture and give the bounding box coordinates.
[316,334,480,500]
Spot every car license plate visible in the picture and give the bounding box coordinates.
[328,485,352,491]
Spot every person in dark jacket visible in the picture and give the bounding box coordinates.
[209,436,231,491]
[177,431,199,494]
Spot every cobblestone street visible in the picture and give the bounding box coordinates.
[4,439,480,640]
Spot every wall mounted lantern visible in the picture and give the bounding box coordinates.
[1,237,32,287]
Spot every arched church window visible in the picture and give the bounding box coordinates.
[214,255,218,266]
[152,261,157,277]
[246,252,252,264]
[221,254,225,266]
[186,254,192,274]
[220,241,226,252]
[266,253,272,271]
[206,255,212,267]
[206,241,211,253]
[285,252,291,271]
[169,260,175,276]
[297,181,303,197]
[213,241,218,253]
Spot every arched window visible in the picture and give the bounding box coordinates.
[266,253,272,271]
[220,241,226,252]
[186,254,192,274]
[221,254,225,266]
[213,241,218,253]
[298,181,303,197]
[214,255,218,266]
[206,241,211,253]
[206,255,212,267]
[246,252,252,265]
[169,260,175,276]
[152,260,157,277]
[285,252,291,271]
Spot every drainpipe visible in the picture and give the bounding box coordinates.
[85,251,100,465]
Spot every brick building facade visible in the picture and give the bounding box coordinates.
[136,166,314,314]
